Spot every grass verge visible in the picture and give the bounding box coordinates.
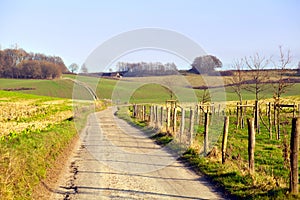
[0,120,76,199]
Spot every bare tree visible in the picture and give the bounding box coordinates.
[272,46,294,140]
[272,46,294,103]
[244,53,270,101]
[69,63,79,73]
[228,59,245,104]
[244,53,270,132]
[81,63,88,73]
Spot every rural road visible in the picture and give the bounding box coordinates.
[52,107,224,200]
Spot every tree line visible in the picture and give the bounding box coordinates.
[0,48,68,79]
[116,62,178,76]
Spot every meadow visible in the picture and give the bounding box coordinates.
[3,74,300,103]
[0,78,74,98]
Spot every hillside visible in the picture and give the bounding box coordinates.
[1,71,300,102]
[0,78,74,98]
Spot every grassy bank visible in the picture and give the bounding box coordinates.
[0,90,96,199]
[0,120,76,199]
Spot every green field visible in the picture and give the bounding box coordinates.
[1,75,300,103]
[0,78,74,98]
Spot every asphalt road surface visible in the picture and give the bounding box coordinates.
[52,107,224,200]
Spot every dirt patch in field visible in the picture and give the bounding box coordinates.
[3,87,35,91]
[32,134,79,200]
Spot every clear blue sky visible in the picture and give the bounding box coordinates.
[0,0,299,70]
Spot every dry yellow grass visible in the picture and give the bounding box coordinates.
[0,99,72,137]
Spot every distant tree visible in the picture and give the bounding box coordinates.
[297,61,300,75]
[0,47,67,79]
[228,59,245,104]
[116,61,177,77]
[40,61,61,79]
[69,63,79,73]
[16,60,61,79]
[190,55,222,74]
[19,60,41,79]
[81,63,88,73]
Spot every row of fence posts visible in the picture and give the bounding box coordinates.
[131,104,299,195]
[221,115,300,195]
[132,103,214,150]
[235,101,299,140]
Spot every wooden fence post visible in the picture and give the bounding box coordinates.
[155,105,159,128]
[143,105,147,121]
[137,105,141,120]
[141,105,145,121]
[254,100,260,134]
[247,118,255,175]
[180,107,185,143]
[241,103,244,129]
[160,106,164,128]
[293,103,296,118]
[150,105,154,125]
[274,103,278,139]
[222,116,230,164]
[189,108,194,146]
[173,107,177,134]
[268,102,272,139]
[152,105,156,125]
[290,117,300,195]
[133,104,137,118]
[137,105,140,119]
[167,107,171,133]
[236,103,240,129]
[277,104,280,140]
[211,105,215,126]
[199,105,203,126]
[204,112,209,156]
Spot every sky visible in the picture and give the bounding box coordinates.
[0,0,299,71]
